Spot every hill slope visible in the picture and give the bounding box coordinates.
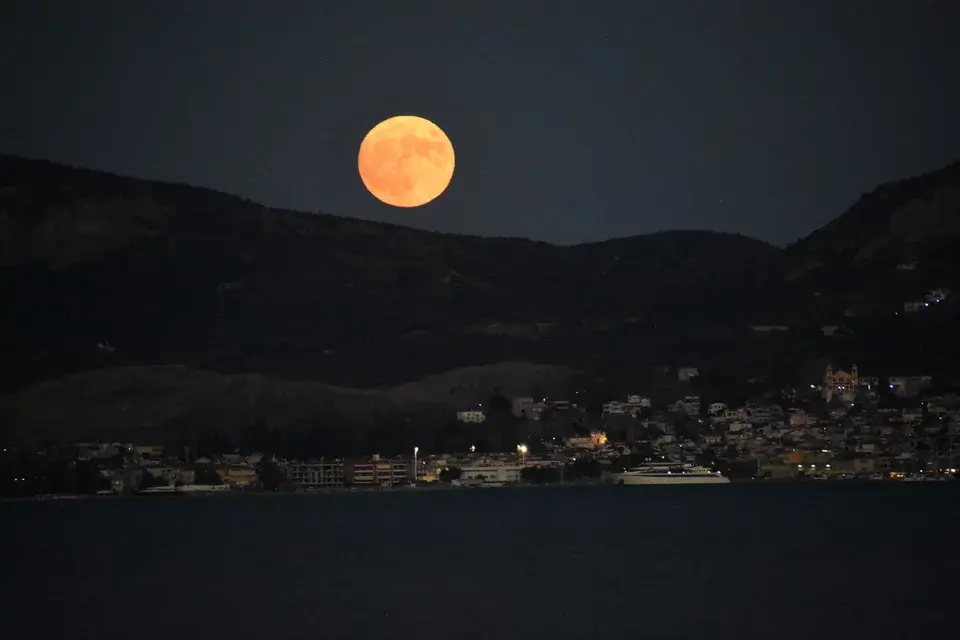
[778,160,960,324]
[0,362,581,443]
[2,155,780,391]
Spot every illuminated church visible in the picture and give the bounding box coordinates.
[822,364,859,402]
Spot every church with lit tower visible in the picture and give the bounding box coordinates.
[822,364,859,402]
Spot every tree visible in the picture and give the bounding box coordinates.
[564,459,603,480]
[438,466,462,482]
[530,384,546,402]
[196,428,234,459]
[256,457,285,491]
[675,418,702,442]
[607,455,631,473]
[631,441,655,459]
[521,466,561,484]
[479,430,504,453]
[695,447,718,468]
[138,470,166,490]
[602,414,634,442]
[486,393,512,417]
[68,460,109,495]
[194,465,223,485]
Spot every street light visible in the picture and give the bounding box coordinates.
[470,445,476,454]
[517,444,528,467]
[413,446,419,482]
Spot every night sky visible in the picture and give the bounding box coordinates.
[3,0,959,246]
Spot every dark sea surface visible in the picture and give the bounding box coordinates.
[2,484,958,640]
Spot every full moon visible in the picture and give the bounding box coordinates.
[357,115,455,208]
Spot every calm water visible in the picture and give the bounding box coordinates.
[2,484,957,640]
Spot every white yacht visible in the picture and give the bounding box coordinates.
[612,461,730,485]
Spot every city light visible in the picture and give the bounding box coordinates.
[516,444,528,468]
[8,366,957,496]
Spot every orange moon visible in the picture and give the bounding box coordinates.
[357,115,455,208]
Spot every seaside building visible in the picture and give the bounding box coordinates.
[287,459,345,489]
[215,464,258,488]
[459,460,522,486]
[344,456,410,486]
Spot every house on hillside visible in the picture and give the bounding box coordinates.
[626,395,651,409]
[604,395,650,417]
[510,397,548,420]
[565,431,608,450]
[707,402,727,416]
[926,288,950,303]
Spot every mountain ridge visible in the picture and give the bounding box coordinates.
[0,153,779,267]
[784,159,960,277]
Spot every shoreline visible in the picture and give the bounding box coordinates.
[2,477,957,503]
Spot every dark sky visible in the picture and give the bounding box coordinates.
[2,0,958,246]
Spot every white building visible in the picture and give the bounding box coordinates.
[715,408,747,423]
[459,462,522,486]
[456,410,487,423]
[678,367,699,382]
[603,395,651,417]
[627,395,651,407]
[602,401,626,415]
[707,402,727,416]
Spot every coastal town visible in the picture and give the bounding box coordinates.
[3,362,959,498]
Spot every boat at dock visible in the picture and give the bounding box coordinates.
[612,461,730,485]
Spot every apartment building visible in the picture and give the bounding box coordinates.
[287,459,345,489]
[344,456,411,486]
